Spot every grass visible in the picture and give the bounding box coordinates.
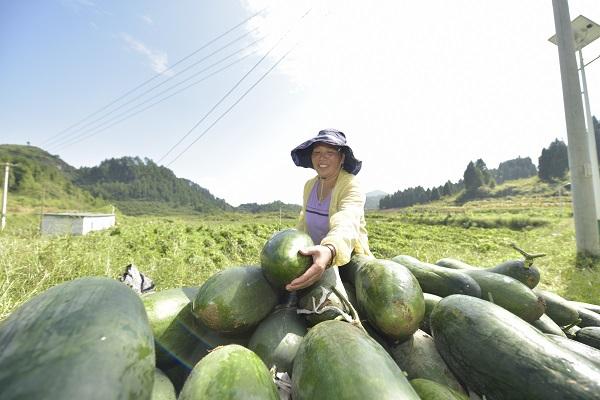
[1,193,599,321]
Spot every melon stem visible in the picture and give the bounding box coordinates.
[510,243,546,268]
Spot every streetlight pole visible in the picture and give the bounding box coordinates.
[578,48,600,231]
[1,162,13,231]
[551,0,600,255]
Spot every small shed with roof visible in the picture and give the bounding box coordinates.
[41,212,116,236]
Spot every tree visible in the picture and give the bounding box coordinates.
[538,139,569,181]
[495,157,537,182]
[463,161,484,192]
[475,159,492,186]
[442,180,453,196]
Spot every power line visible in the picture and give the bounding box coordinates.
[42,7,267,146]
[45,29,261,149]
[54,49,259,151]
[158,8,312,164]
[165,44,298,167]
[583,53,600,68]
[49,36,265,150]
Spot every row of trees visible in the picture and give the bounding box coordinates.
[379,156,537,209]
[380,116,600,209]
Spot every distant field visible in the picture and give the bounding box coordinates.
[1,194,598,321]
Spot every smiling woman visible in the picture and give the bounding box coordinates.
[286,129,373,291]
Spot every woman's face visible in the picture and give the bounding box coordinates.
[311,144,344,179]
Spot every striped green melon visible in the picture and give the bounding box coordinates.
[151,369,176,400]
[292,320,420,399]
[260,228,313,287]
[0,277,155,400]
[178,344,278,400]
[389,330,466,395]
[355,258,425,342]
[248,305,307,374]
[143,287,249,370]
[431,294,600,399]
[192,266,278,334]
[410,379,469,400]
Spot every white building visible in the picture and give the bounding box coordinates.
[41,213,116,236]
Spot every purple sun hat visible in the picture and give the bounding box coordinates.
[291,129,362,175]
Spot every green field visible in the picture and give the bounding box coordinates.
[1,193,599,321]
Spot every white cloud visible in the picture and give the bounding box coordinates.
[74,0,95,7]
[121,33,173,76]
[140,15,154,25]
[61,0,112,16]
[235,0,600,200]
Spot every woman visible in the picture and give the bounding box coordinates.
[286,129,372,291]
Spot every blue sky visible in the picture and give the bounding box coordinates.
[2,1,600,206]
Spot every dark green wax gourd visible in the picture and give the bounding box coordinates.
[460,269,545,322]
[570,300,600,314]
[572,304,600,328]
[339,254,372,285]
[533,288,579,326]
[531,314,567,337]
[576,327,600,350]
[431,295,600,400]
[546,333,600,368]
[143,287,249,371]
[0,277,155,400]
[192,266,278,334]
[436,244,545,289]
[410,378,469,400]
[355,258,425,342]
[151,369,176,400]
[392,255,481,298]
[179,344,279,400]
[248,305,308,374]
[260,228,313,288]
[292,320,421,400]
[389,329,466,395]
[420,293,442,335]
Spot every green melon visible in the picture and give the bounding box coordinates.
[355,258,425,342]
[431,295,600,399]
[531,313,567,337]
[420,293,442,335]
[192,266,278,334]
[143,287,249,371]
[151,369,176,400]
[260,229,313,287]
[248,305,307,374]
[410,379,469,400]
[389,330,466,395]
[292,320,420,399]
[178,345,279,400]
[0,277,155,400]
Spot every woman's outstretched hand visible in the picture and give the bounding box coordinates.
[285,245,333,291]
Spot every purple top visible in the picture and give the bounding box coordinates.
[305,181,331,244]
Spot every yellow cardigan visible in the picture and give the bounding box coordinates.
[296,169,373,266]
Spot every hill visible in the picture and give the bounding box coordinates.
[75,156,233,215]
[0,145,297,216]
[0,145,107,212]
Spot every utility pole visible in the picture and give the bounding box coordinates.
[552,0,600,255]
[1,162,16,231]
